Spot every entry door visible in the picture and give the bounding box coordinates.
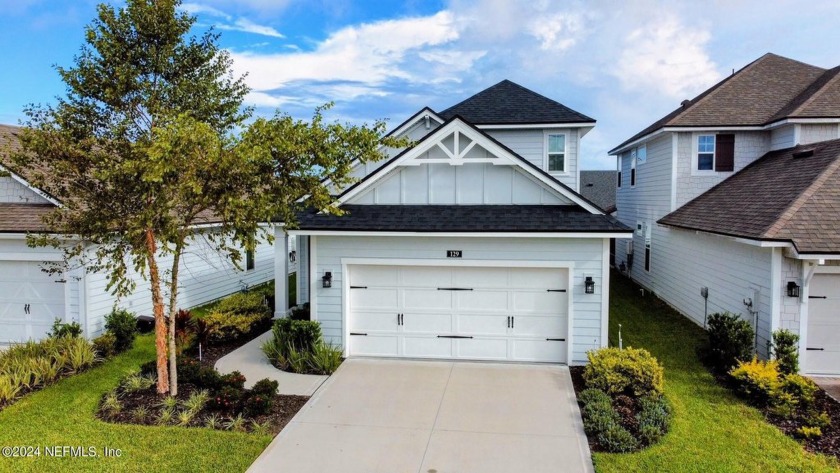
[0,261,66,343]
[806,274,840,374]
[347,264,568,363]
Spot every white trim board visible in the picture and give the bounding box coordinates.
[290,230,633,239]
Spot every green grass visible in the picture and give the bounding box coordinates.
[594,272,839,472]
[0,335,270,472]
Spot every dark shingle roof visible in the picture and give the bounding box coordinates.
[297,205,629,233]
[658,139,840,254]
[579,171,617,214]
[0,204,54,232]
[611,54,831,153]
[438,80,595,125]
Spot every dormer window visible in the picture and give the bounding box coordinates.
[546,133,566,172]
[695,134,735,173]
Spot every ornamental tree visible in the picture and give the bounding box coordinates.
[13,0,403,395]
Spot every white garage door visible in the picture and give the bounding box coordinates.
[0,261,66,344]
[348,265,569,363]
[806,273,840,374]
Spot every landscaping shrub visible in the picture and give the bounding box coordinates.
[636,395,671,440]
[221,371,247,390]
[207,386,242,411]
[174,309,196,354]
[778,374,817,411]
[578,388,612,408]
[582,401,620,436]
[771,329,800,375]
[204,311,268,344]
[307,342,343,375]
[92,332,118,358]
[289,303,310,321]
[795,426,822,440]
[214,292,270,317]
[48,319,82,338]
[584,347,664,397]
[251,378,279,397]
[729,357,781,405]
[598,423,640,453]
[105,309,138,353]
[705,312,754,372]
[242,392,273,417]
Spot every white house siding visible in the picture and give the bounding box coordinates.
[770,125,796,150]
[485,128,579,191]
[83,233,275,337]
[675,132,770,208]
[347,163,569,205]
[297,235,309,305]
[0,176,49,203]
[655,229,774,356]
[311,235,606,363]
[780,256,802,333]
[614,134,673,289]
[800,124,840,145]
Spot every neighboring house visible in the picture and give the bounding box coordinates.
[0,124,276,344]
[580,170,618,265]
[609,53,840,375]
[274,80,632,365]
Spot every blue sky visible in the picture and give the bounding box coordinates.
[2,0,840,169]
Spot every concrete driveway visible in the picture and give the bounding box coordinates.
[248,359,593,473]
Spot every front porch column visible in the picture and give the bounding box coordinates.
[274,226,289,318]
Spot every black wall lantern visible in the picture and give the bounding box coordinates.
[322,271,332,288]
[584,276,595,294]
[786,281,800,298]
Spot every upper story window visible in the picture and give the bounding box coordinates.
[546,133,566,172]
[695,134,734,173]
[630,149,637,186]
[616,156,621,188]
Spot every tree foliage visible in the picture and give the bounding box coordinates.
[12,0,404,394]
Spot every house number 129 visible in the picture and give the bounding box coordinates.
[447,250,462,258]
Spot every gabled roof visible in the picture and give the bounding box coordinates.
[0,203,53,233]
[336,115,605,214]
[611,53,836,153]
[579,171,617,214]
[438,80,595,125]
[658,139,840,254]
[296,205,628,233]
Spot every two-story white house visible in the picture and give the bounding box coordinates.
[610,53,840,375]
[274,80,632,365]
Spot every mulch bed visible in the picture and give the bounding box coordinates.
[766,389,840,459]
[100,382,308,435]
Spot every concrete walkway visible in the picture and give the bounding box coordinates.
[214,331,328,396]
[813,377,840,402]
[248,359,594,473]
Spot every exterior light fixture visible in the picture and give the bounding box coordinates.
[584,276,595,294]
[322,271,332,288]
[786,281,800,298]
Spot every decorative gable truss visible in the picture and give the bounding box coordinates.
[340,118,603,213]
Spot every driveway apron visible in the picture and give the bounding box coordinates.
[247,358,594,473]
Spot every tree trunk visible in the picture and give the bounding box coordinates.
[145,228,170,394]
[166,239,183,397]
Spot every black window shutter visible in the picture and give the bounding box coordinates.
[715,134,735,172]
[631,168,636,186]
[617,171,621,188]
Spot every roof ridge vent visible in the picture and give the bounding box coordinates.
[792,149,815,159]
[680,100,691,108]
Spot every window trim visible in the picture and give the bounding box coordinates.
[630,148,637,187]
[544,131,568,174]
[245,249,255,271]
[616,155,621,188]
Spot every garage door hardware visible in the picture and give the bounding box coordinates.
[397,313,404,326]
[506,316,515,328]
[350,285,367,289]
[24,304,30,315]
[350,332,368,336]
[437,335,474,339]
[437,287,473,291]
[806,347,824,351]
[546,338,566,342]
[546,289,567,292]
[809,295,827,299]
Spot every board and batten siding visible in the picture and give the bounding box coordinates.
[0,176,49,203]
[310,235,606,364]
[485,128,579,191]
[770,125,796,150]
[613,134,673,288]
[347,163,570,205]
[83,234,275,337]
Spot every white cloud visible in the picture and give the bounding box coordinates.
[181,3,231,20]
[614,13,721,99]
[528,13,586,51]
[217,17,284,38]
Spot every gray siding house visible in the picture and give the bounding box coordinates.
[610,53,840,375]
[275,81,632,365]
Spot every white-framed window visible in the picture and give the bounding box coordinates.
[616,155,621,188]
[545,133,566,172]
[636,144,647,165]
[630,148,637,186]
[697,135,715,170]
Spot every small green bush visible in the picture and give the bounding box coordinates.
[307,342,343,375]
[598,423,640,453]
[221,371,247,390]
[795,426,822,440]
[214,292,270,317]
[251,378,279,398]
[584,347,664,397]
[64,337,100,373]
[777,374,817,411]
[637,396,671,435]
[48,319,82,338]
[578,388,612,408]
[92,332,118,358]
[289,303,310,321]
[207,386,242,411]
[204,311,267,344]
[105,309,138,353]
[272,318,322,357]
[706,312,754,372]
[582,402,620,436]
[805,412,831,429]
[771,330,800,375]
[242,392,273,417]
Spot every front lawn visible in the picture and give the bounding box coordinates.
[594,272,839,472]
[0,335,270,473]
